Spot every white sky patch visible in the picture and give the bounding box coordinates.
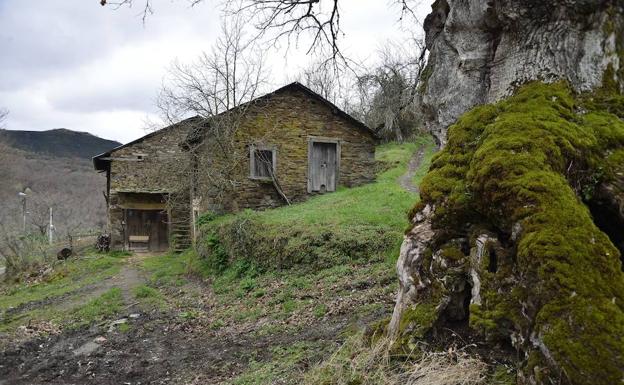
[0,0,431,144]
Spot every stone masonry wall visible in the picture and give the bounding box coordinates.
[107,123,191,249]
[196,88,377,213]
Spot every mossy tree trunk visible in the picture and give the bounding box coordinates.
[390,82,624,385]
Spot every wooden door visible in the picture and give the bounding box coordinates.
[126,209,168,252]
[151,210,169,252]
[309,142,337,192]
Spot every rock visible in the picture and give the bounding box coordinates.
[420,0,624,146]
[389,203,435,337]
[108,318,128,332]
[72,341,100,356]
[588,173,624,261]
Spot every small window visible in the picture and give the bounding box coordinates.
[250,145,276,179]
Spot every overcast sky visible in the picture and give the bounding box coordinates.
[0,1,430,144]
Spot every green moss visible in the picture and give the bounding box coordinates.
[412,81,624,384]
[399,303,438,338]
[602,63,620,94]
[439,245,465,262]
[391,302,439,355]
[418,64,434,93]
[490,365,516,385]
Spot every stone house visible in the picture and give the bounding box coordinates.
[94,82,377,252]
[188,82,378,216]
[93,117,200,252]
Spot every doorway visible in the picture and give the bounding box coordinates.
[125,209,169,252]
[308,139,340,193]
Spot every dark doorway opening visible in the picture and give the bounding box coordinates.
[125,209,169,252]
[488,248,498,273]
[589,201,624,271]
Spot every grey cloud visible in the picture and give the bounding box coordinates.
[50,82,158,113]
[0,0,431,144]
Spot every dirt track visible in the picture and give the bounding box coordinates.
[1,308,353,385]
[0,254,391,384]
[398,146,426,194]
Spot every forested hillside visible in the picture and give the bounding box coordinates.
[0,129,119,239]
[0,128,120,159]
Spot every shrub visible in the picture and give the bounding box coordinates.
[200,213,396,274]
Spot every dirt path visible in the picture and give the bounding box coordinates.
[0,253,393,385]
[109,254,149,304]
[0,308,365,385]
[399,145,426,194]
[67,259,146,312]
[2,255,148,322]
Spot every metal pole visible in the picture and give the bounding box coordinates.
[22,197,26,233]
[49,207,53,245]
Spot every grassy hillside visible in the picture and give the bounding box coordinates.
[0,138,440,384]
[197,136,437,273]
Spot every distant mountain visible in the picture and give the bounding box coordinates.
[0,128,121,160]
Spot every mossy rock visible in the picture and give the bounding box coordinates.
[391,302,440,355]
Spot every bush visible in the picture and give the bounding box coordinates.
[197,232,229,273]
[199,212,397,273]
[1,232,55,282]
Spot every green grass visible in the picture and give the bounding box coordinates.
[134,284,160,299]
[141,249,210,287]
[0,254,127,312]
[198,137,437,272]
[71,288,123,326]
[253,137,434,229]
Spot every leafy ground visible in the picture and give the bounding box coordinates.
[0,139,436,385]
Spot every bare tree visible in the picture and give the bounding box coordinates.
[354,39,426,142]
[28,197,53,237]
[100,0,422,63]
[0,108,8,129]
[158,17,267,123]
[293,59,342,104]
[153,17,277,218]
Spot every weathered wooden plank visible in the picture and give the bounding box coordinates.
[326,142,336,192]
[129,235,149,242]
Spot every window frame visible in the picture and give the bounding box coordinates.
[249,144,277,180]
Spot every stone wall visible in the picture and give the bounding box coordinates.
[106,123,192,249]
[109,124,191,193]
[195,87,377,213]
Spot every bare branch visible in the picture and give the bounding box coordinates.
[100,0,425,67]
[157,17,268,124]
[0,108,8,129]
[353,38,427,142]
[154,16,275,214]
[226,0,345,63]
